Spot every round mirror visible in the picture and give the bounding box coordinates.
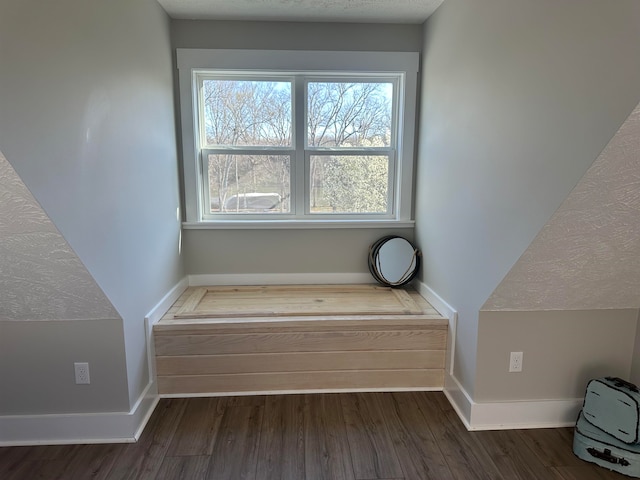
[368,236,420,287]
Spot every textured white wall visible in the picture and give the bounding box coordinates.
[485,102,640,311]
[0,152,118,321]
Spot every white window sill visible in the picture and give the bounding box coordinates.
[182,220,415,230]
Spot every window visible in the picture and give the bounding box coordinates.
[178,49,418,227]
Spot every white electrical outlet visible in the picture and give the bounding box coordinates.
[509,352,523,372]
[74,362,90,384]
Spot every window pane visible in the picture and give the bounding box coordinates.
[307,81,393,148]
[201,79,292,147]
[310,155,389,214]
[207,154,290,214]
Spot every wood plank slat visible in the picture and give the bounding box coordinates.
[174,288,207,317]
[197,284,390,293]
[157,369,444,395]
[391,288,424,314]
[154,316,448,335]
[154,330,447,356]
[155,350,446,376]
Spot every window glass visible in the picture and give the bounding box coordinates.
[307,81,393,148]
[206,154,290,214]
[201,79,292,148]
[310,155,389,214]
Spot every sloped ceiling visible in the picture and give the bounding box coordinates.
[0,151,119,321]
[484,102,640,311]
[156,0,443,23]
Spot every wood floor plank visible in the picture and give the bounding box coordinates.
[408,391,503,480]
[420,393,574,480]
[206,404,264,480]
[473,429,565,480]
[552,465,630,479]
[515,427,584,468]
[340,393,404,479]
[106,398,188,480]
[255,395,306,480]
[60,443,125,480]
[377,392,454,480]
[2,458,68,480]
[155,455,210,480]
[166,397,224,456]
[219,395,267,408]
[304,394,355,480]
[0,392,626,480]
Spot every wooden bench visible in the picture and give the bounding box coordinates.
[153,284,448,396]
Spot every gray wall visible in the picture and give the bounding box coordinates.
[184,228,414,274]
[416,0,640,398]
[476,309,637,401]
[0,0,183,411]
[172,20,421,276]
[632,311,640,385]
[171,20,423,52]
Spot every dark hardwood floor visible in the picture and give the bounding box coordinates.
[0,392,628,479]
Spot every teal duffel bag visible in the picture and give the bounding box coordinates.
[583,377,640,444]
[574,410,640,477]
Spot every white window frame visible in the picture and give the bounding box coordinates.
[177,49,419,229]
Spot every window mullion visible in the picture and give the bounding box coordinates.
[293,76,306,217]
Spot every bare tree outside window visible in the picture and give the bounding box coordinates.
[307,81,392,213]
[202,79,291,213]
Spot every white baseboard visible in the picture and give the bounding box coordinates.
[414,281,457,376]
[189,272,374,286]
[161,386,442,399]
[443,370,582,431]
[145,276,189,379]
[145,276,189,325]
[443,371,473,429]
[469,397,582,430]
[0,382,159,446]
